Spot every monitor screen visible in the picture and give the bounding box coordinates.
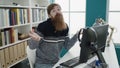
[79,24,109,63]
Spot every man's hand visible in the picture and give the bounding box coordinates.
[29,31,42,41]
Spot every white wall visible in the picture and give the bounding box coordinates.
[55,0,86,37]
[108,0,120,43]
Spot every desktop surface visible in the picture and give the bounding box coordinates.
[53,41,119,68]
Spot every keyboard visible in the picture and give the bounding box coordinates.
[60,56,80,68]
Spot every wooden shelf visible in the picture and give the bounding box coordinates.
[0,23,30,29]
[0,5,29,8]
[0,38,30,50]
[0,0,48,68]
[8,57,27,68]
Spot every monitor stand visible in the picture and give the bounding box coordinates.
[60,50,108,68]
[95,50,108,68]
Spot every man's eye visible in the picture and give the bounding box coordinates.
[58,9,61,11]
[53,10,55,12]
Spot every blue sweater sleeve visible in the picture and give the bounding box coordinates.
[64,32,78,50]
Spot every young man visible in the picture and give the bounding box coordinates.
[29,3,78,68]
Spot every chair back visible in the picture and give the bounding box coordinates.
[26,46,36,68]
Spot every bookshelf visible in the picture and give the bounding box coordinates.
[0,0,48,68]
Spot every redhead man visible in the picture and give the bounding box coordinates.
[29,3,78,68]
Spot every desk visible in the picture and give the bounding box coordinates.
[53,41,119,68]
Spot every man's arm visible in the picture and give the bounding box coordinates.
[64,32,78,50]
[28,30,43,49]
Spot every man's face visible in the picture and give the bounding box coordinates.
[49,5,62,19]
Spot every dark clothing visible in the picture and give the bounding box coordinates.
[37,18,69,37]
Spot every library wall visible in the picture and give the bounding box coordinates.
[0,0,48,68]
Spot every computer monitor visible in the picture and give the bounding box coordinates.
[60,24,109,68]
[79,24,109,64]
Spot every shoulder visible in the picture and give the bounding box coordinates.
[37,18,51,28]
[65,23,69,30]
[66,23,69,27]
[37,18,52,31]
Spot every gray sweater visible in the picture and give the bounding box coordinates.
[28,32,78,65]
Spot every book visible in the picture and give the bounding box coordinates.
[11,8,21,25]
[4,48,10,67]
[13,45,18,62]
[0,9,4,27]
[9,46,14,64]
[0,30,2,47]
[1,29,5,46]
[0,49,6,68]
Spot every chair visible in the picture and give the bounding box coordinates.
[26,46,36,68]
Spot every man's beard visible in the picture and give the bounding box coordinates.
[52,13,66,31]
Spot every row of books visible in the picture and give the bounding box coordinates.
[0,8,30,27]
[0,41,28,68]
[0,28,29,47]
[32,9,46,22]
[0,28,18,46]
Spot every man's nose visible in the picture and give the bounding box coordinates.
[56,11,62,14]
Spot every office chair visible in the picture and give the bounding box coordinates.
[26,46,36,68]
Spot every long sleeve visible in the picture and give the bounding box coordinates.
[64,32,78,50]
[28,29,44,49]
[28,38,44,49]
